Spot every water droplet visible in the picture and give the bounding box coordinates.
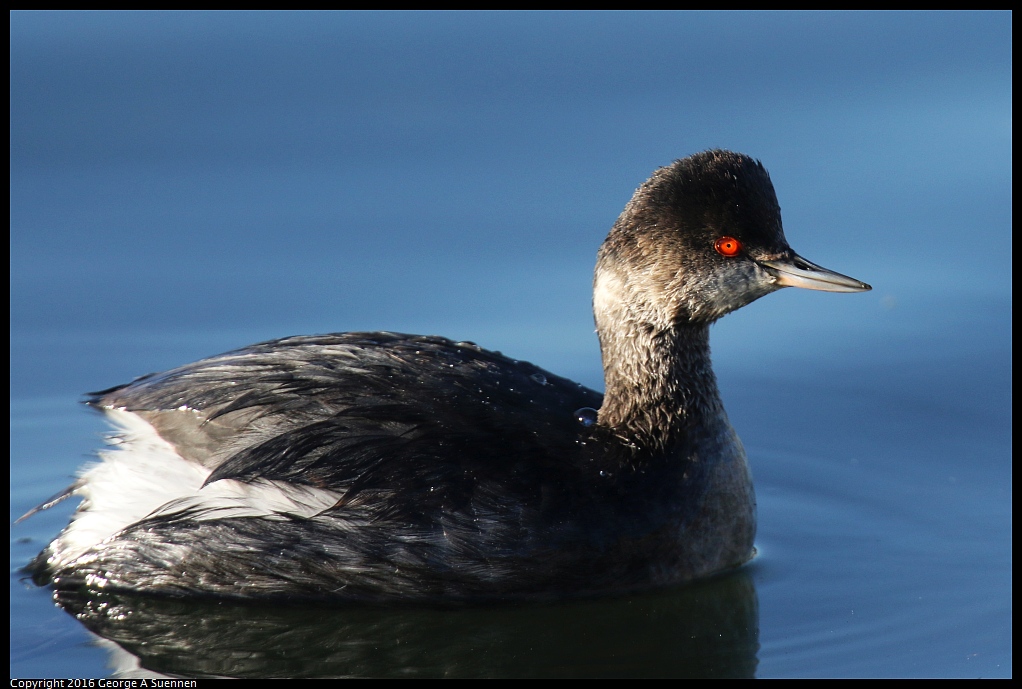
[530,373,547,385]
[574,407,598,427]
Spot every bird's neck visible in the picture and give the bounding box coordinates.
[594,269,726,452]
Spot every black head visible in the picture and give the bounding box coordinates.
[595,150,869,327]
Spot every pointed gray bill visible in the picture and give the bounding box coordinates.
[758,254,872,293]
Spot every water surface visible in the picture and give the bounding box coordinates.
[10,11,1011,678]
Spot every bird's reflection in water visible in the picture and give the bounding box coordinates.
[53,568,759,678]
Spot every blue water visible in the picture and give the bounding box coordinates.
[10,11,1011,678]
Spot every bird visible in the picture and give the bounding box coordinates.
[26,150,870,602]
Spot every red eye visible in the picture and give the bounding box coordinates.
[714,236,742,257]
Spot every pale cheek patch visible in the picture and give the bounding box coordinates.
[691,263,776,321]
[592,269,626,321]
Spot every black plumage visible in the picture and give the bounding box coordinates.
[28,151,870,601]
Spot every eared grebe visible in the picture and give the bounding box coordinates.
[27,150,870,601]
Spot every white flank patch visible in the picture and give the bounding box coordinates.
[48,408,343,569]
